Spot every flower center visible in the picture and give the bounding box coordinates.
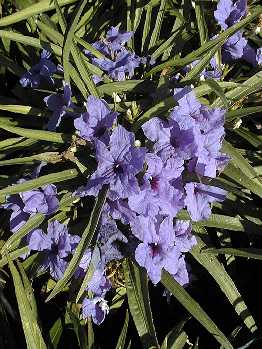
[51,244,59,255]
[94,126,107,138]
[149,243,160,258]
[113,162,124,174]
[149,176,159,191]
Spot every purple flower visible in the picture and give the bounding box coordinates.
[74,249,92,278]
[214,0,247,30]
[174,220,197,252]
[44,81,75,131]
[142,117,201,162]
[20,50,57,88]
[128,153,184,217]
[256,48,262,65]
[76,125,146,200]
[97,218,128,263]
[28,220,80,280]
[93,49,143,81]
[82,296,109,325]
[222,31,247,62]
[185,183,227,221]
[172,255,190,286]
[105,26,133,52]
[103,199,136,225]
[74,96,118,143]
[87,267,111,297]
[132,216,182,284]
[2,183,59,233]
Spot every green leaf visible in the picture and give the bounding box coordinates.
[212,71,262,108]
[97,80,153,96]
[115,310,129,349]
[133,96,177,131]
[222,140,258,179]
[0,104,47,117]
[226,106,262,121]
[181,45,219,83]
[204,79,229,109]
[194,1,208,45]
[203,247,262,261]
[46,186,108,301]
[148,0,167,50]
[233,128,262,149]
[49,318,63,349]
[0,123,71,143]
[161,271,233,349]
[0,247,29,268]
[0,30,62,56]
[0,0,78,27]
[123,259,158,348]
[0,169,79,201]
[8,259,47,349]
[62,0,88,82]
[223,162,262,198]
[2,213,45,252]
[191,237,257,333]
[141,5,152,54]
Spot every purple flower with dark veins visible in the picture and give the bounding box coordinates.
[214,0,247,30]
[74,95,118,144]
[105,26,133,52]
[28,220,80,280]
[129,153,184,217]
[44,81,75,131]
[93,49,143,81]
[222,31,247,62]
[142,117,201,162]
[2,183,59,232]
[76,125,146,200]
[20,50,57,88]
[174,220,197,252]
[132,215,182,284]
[82,296,109,325]
[185,183,227,221]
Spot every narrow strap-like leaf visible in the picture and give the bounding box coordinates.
[123,259,159,348]
[161,271,233,349]
[46,186,108,301]
[191,237,257,333]
[115,310,129,349]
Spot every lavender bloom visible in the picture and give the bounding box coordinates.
[87,267,111,297]
[129,153,184,217]
[103,199,136,225]
[256,48,262,65]
[76,125,146,200]
[222,31,247,62]
[185,183,227,221]
[28,220,80,280]
[172,255,190,286]
[87,27,145,81]
[214,0,247,30]
[97,218,128,263]
[132,216,182,284]
[174,220,197,252]
[105,26,133,52]
[82,296,109,325]
[2,183,59,233]
[44,82,75,131]
[142,117,201,162]
[75,249,92,278]
[20,50,57,88]
[74,96,118,143]
[93,49,143,81]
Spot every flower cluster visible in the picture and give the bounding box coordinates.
[73,87,228,322]
[86,26,151,81]
[3,23,232,326]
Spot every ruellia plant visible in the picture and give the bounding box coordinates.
[0,0,262,348]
